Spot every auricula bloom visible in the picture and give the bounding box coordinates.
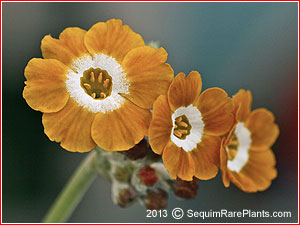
[148,71,234,181]
[23,19,174,152]
[220,90,279,192]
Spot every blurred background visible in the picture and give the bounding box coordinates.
[2,2,298,223]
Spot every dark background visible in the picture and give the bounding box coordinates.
[2,2,298,223]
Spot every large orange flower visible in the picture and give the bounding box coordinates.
[23,19,174,153]
[148,71,234,181]
[220,90,279,192]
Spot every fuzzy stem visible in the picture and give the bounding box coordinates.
[42,150,98,223]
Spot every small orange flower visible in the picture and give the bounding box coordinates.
[23,19,174,152]
[220,90,279,192]
[148,71,234,181]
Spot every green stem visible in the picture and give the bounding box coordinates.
[42,150,98,223]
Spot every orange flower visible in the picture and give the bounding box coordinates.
[148,71,234,181]
[23,19,174,152]
[220,90,279,192]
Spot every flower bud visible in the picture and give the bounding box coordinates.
[144,188,168,209]
[124,139,148,160]
[113,164,135,182]
[138,166,158,187]
[173,177,199,199]
[112,182,137,208]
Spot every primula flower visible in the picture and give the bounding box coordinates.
[23,19,174,152]
[220,90,279,192]
[148,71,234,181]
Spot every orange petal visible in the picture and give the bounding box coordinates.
[195,88,234,136]
[232,89,252,122]
[249,149,276,168]
[149,95,173,155]
[121,46,174,109]
[240,157,276,192]
[41,27,89,66]
[84,19,145,62]
[220,137,230,187]
[245,108,279,150]
[23,58,69,113]
[190,135,221,180]
[42,99,96,152]
[247,150,277,180]
[227,171,258,193]
[162,141,195,181]
[168,71,202,111]
[91,99,151,151]
[226,149,277,192]
[241,166,274,192]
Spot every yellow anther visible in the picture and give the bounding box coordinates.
[98,72,103,83]
[82,68,113,100]
[178,121,188,127]
[178,129,188,134]
[174,130,182,138]
[175,116,182,123]
[230,140,238,145]
[83,83,91,89]
[173,115,191,139]
[100,92,106,98]
[90,72,95,82]
[103,79,110,88]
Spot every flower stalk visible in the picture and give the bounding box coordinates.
[42,150,98,223]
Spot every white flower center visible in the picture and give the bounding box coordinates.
[227,122,252,172]
[170,105,204,152]
[65,53,130,113]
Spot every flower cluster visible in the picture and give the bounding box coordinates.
[95,139,199,209]
[23,19,279,207]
